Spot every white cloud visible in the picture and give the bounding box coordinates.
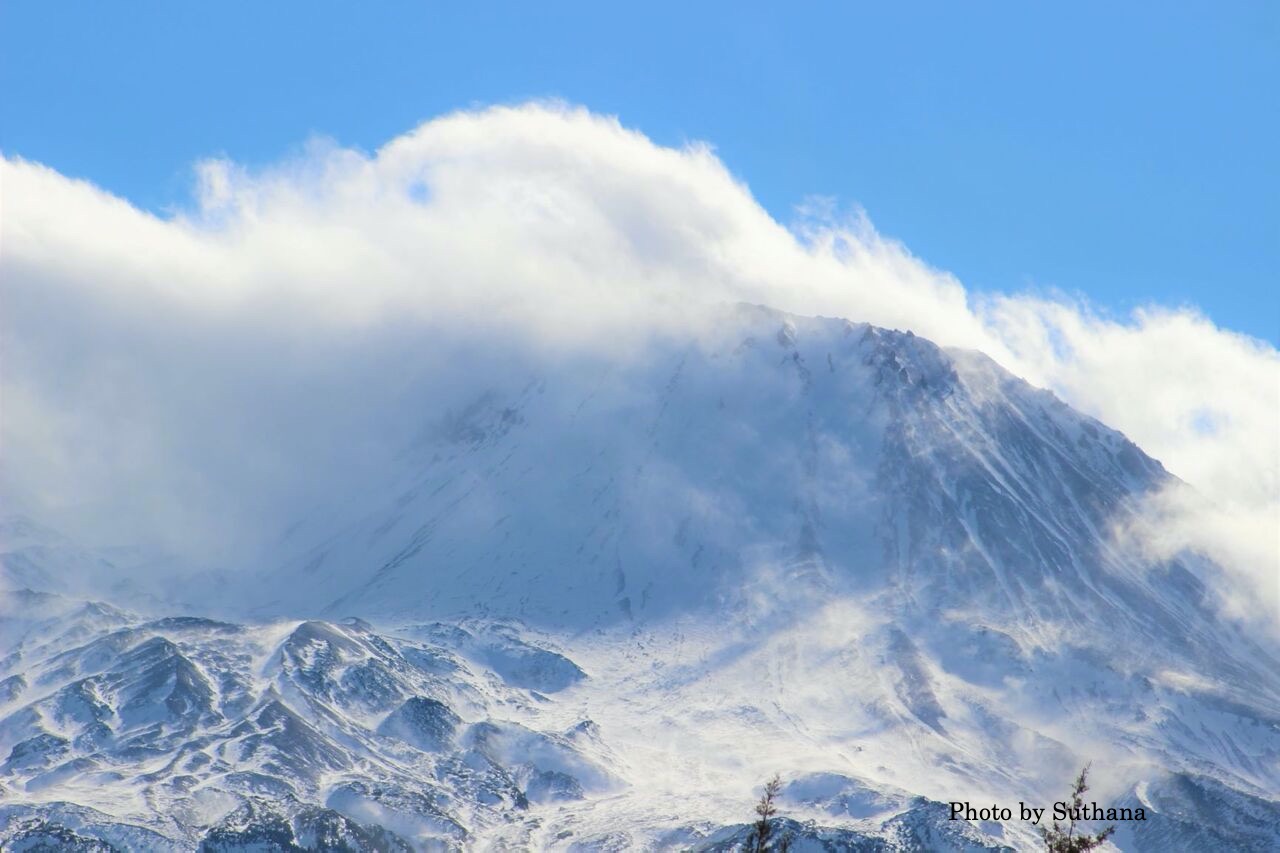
[980,296,1279,626]
[2,102,1275,621]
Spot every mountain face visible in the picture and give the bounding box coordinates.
[2,307,1277,851]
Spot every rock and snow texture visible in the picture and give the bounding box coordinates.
[1,308,1277,851]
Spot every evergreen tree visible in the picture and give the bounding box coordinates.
[745,774,791,852]
[1039,764,1116,852]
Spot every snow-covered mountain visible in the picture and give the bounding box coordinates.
[2,307,1277,851]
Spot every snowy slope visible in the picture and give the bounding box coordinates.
[0,592,1034,851]
[2,307,1277,851]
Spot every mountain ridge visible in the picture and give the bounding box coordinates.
[2,307,1276,851]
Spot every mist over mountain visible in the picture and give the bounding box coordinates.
[3,306,1278,851]
[4,106,1276,621]
[1,105,1277,851]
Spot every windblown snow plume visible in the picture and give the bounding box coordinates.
[2,105,1279,850]
[5,103,1274,621]
[2,307,1278,851]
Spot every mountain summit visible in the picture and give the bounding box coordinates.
[2,308,1277,851]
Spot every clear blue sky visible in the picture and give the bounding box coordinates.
[3,1,1276,343]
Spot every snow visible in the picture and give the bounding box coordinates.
[1,308,1277,850]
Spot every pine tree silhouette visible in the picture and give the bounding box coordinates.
[745,774,791,852]
[1038,764,1116,852]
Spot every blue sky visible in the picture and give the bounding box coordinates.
[3,1,1276,342]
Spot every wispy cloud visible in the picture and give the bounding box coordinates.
[2,102,1274,622]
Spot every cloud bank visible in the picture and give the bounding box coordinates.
[2,103,1275,622]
